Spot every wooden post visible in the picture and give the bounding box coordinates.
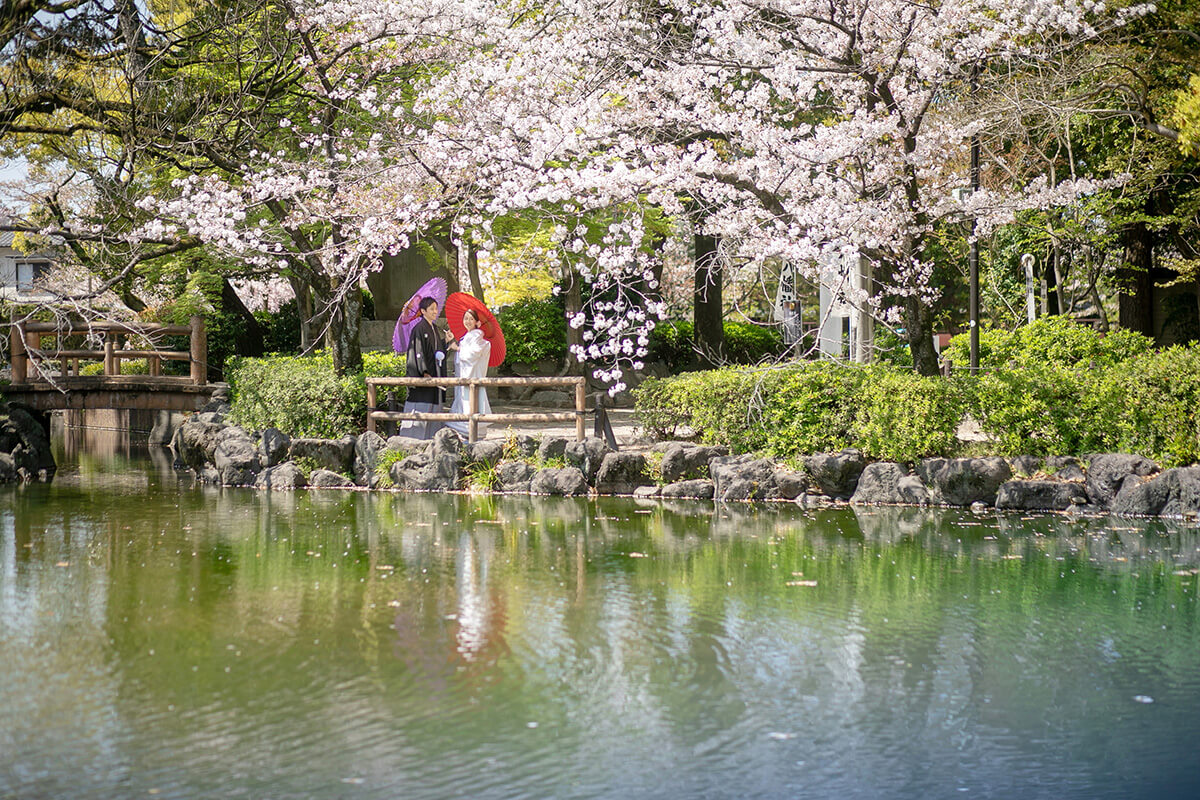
[575,377,586,441]
[104,336,115,376]
[25,329,38,381]
[467,382,479,442]
[367,382,377,434]
[149,354,161,377]
[189,315,206,385]
[11,322,27,383]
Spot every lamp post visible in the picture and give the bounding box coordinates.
[968,63,981,374]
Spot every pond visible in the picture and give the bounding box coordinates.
[2,437,1200,799]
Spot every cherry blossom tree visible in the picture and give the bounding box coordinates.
[397,0,1151,376]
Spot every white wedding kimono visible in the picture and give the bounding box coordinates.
[447,329,492,437]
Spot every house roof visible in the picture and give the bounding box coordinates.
[0,230,14,248]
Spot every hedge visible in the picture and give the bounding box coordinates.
[226,351,407,438]
[634,338,1200,467]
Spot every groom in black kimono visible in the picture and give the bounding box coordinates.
[399,296,448,439]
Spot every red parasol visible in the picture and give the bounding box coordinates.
[393,277,448,353]
[445,292,506,367]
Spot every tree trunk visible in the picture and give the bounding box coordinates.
[1118,221,1155,337]
[326,282,363,375]
[693,232,724,367]
[904,295,939,376]
[466,236,486,302]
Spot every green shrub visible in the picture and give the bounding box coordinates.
[944,316,1153,371]
[853,368,969,462]
[1100,346,1200,467]
[496,297,567,365]
[254,302,302,355]
[227,350,407,438]
[648,318,783,371]
[80,358,148,376]
[647,319,695,372]
[636,342,1200,467]
[755,363,865,459]
[723,320,783,364]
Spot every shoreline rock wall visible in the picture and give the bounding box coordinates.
[166,414,1200,519]
[0,402,56,483]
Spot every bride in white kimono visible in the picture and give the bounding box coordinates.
[447,308,492,437]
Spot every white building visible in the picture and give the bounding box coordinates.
[0,230,54,302]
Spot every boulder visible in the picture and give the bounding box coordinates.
[1086,454,1159,509]
[851,463,931,506]
[1045,456,1085,482]
[995,479,1088,511]
[771,468,808,500]
[514,434,540,459]
[261,427,292,468]
[174,416,228,473]
[0,402,55,482]
[633,485,662,499]
[1009,455,1042,477]
[537,436,569,463]
[389,446,460,492]
[918,456,1011,507]
[565,438,613,484]
[530,466,589,496]
[659,443,728,483]
[710,456,778,501]
[309,468,356,488]
[254,462,307,490]
[289,435,356,473]
[353,430,387,487]
[497,461,536,493]
[213,426,261,486]
[1112,467,1200,518]
[464,440,506,468]
[385,436,430,458]
[594,452,651,494]
[660,479,716,499]
[804,449,866,499]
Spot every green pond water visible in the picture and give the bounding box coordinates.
[2,439,1200,799]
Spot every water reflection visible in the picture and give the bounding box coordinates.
[2,471,1200,798]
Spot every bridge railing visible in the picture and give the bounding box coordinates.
[366,375,587,443]
[9,315,207,386]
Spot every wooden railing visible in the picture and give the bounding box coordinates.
[9,315,207,386]
[367,376,587,442]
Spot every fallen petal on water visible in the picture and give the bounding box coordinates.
[767,732,796,740]
[1133,695,1154,704]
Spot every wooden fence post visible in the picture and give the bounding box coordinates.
[189,315,206,385]
[11,322,27,383]
[367,383,377,434]
[467,382,479,442]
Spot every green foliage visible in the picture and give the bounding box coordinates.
[496,297,568,364]
[635,363,969,462]
[943,316,1154,371]
[647,319,695,372]
[227,351,406,438]
[635,342,1200,467]
[141,254,268,380]
[648,318,784,372]
[852,370,970,462]
[80,358,148,376]
[254,302,302,355]
[722,320,783,364]
[1098,346,1200,467]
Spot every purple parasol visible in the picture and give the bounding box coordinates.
[393,277,448,353]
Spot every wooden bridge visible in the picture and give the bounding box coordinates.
[3,317,218,429]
